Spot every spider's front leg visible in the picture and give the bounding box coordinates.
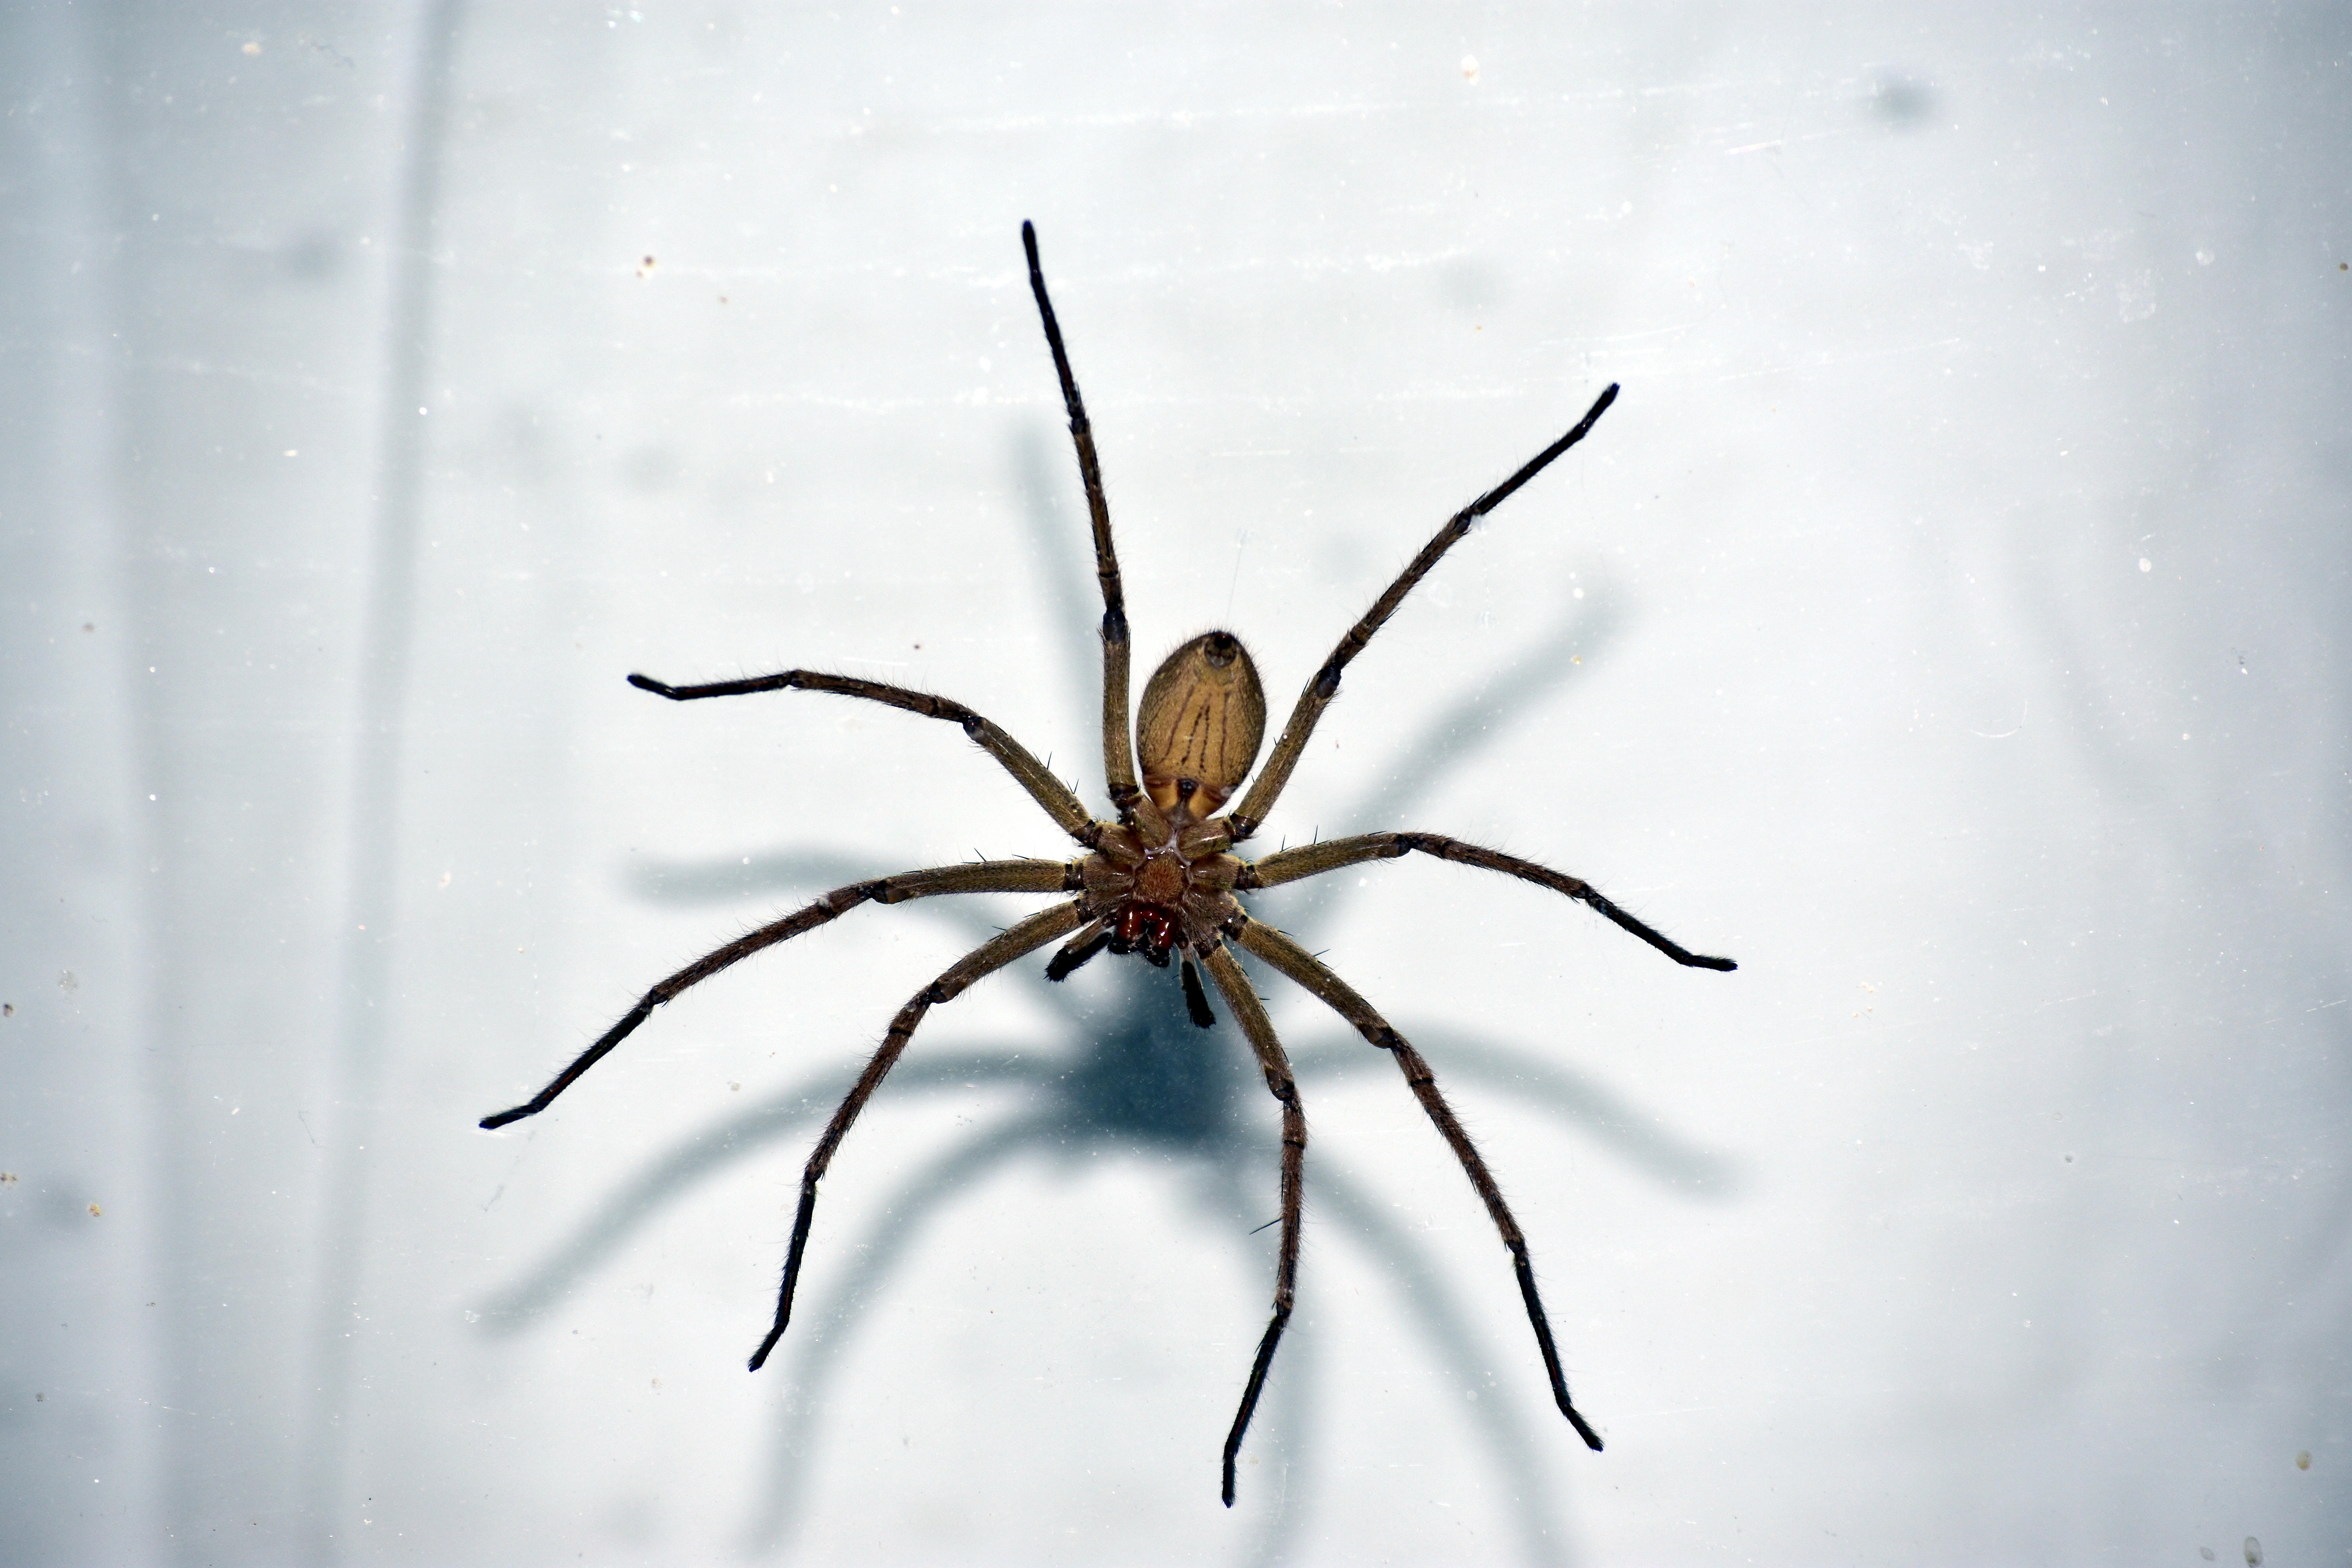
[478,858,1081,1129]
[1232,916,1608,1453]
[1197,940,1307,1506]
[750,898,1085,1370]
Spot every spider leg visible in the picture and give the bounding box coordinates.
[478,859,1080,1129]
[749,898,1085,1370]
[1226,385,1619,842]
[627,668,1102,848]
[1242,831,1737,971]
[1022,220,1143,821]
[1198,942,1306,1506]
[1231,916,1607,1453]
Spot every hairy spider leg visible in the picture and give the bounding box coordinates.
[749,900,1085,1370]
[1198,942,1306,1507]
[1022,221,1141,821]
[1243,831,1738,972]
[1226,383,1621,843]
[478,859,1078,1129]
[1233,917,1607,1453]
[629,668,1101,848]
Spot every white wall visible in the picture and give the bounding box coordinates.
[3,4,2345,1563]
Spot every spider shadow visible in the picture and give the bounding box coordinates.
[483,427,1737,1564]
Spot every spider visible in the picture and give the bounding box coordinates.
[480,221,1737,1507]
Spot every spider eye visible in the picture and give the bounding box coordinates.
[1137,631,1266,818]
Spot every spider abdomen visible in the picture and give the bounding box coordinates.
[1137,631,1266,820]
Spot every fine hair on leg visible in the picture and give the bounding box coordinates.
[1241,830,1736,971]
[749,900,1085,1371]
[1021,221,1141,819]
[627,666,1101,846]
[1233,917,1605,1451]
[480,860,1080,1130]
[1227,384,1619,842]
[1199,942,1307,1506]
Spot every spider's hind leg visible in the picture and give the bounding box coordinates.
[1226,385,1619,842]
[625,667,1105,849]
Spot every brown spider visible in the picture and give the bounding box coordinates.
[481,221,1736,1507]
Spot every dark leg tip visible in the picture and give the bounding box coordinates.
[1697,955,1738,972]
[1181,958,1217,1029]
[1047,928,1111,982]
[479,1107,526,1131]
[626,673,678,699]
[748,1328,783,1372]
[1567,1406,1604,1452]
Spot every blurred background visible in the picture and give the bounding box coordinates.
[4,4,2347,1564]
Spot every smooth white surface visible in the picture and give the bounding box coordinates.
[3,4,2346,1564]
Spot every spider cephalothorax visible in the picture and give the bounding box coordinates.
[482,221,1735,1509]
